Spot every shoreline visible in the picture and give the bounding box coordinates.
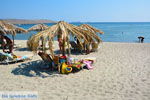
[14,40,150,44]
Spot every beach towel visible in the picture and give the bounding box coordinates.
[83,60,93,70]
[0,52,32,64]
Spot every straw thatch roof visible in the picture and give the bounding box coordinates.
[27,21,103,57]
[28,24,49,31]
[79,24,104,34]
[75,25,102,44]
[0,20,28,46]
[0,20,27,35]
[0,25,6,34]
[78,24,104,43]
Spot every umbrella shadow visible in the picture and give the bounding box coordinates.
[54,50,61,55]
[70,49,85,55]
[11,60,61,78]
[134,40,142,43]
[54,49,85,55]
[15,47,30,51]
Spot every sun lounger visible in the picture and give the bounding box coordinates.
[38,52,55,70]
[0,52,32,64]
[70,41,84,53]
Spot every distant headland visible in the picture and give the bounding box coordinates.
[0,19,57,24]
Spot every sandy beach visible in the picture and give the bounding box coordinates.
[0,40,150,100]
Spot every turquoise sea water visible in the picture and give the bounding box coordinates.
[13,22,150,43]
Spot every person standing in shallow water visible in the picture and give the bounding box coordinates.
[141,37,144,43]
[138,36,144,43]
[0,34,13,53]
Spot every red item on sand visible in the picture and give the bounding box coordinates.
[60,56,67,59]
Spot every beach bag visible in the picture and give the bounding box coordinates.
[59,62,72,74]
[59,56,67,64]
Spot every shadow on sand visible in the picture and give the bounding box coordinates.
[54,49,85,55]
[134,40,144,43]
[15,47,30,51]
[11,60,61,78]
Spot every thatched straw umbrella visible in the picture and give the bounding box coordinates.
[0,25,6,34]
[28,24,49,31]
[78,24,104,49]
[75,24,103,43]
[28,21,103,58]
[79,24,104,35]
[0,20,27,44]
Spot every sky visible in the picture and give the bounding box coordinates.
[0,0,150,22]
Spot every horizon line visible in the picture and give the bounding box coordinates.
[0,18,150,23]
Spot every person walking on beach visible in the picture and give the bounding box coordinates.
[0,34,13,53]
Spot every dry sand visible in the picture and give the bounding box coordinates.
[0,40,150,100]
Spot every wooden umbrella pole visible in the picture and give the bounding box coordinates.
[12,35,15,47]
[41,37,45,52]
[62,40,65,56]
[67,37,71,56]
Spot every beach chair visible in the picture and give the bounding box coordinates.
[0,52,31,64]
[70,41,84,53]
[38,52,54,70]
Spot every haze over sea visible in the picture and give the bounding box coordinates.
[14,22,150,43]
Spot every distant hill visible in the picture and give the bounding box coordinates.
[1,19,57,24]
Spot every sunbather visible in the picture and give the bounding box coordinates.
[70,37,84,54]
[0,34,13,53]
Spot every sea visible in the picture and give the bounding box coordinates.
[12,22,150,43]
